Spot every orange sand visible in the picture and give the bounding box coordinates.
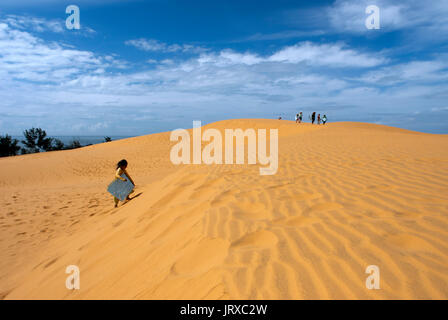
[1,119,448,299]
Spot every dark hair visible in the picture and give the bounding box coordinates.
[116,159,128,169]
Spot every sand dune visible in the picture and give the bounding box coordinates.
[1,119,448,299]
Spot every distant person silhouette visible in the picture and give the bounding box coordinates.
[322,114,327,125]
[311,112,316,124]
[317,114,321,125]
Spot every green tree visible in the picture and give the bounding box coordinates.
[66,139,82,150]
[21,128,53,153]
[0,134,20,157]
[51,139,65,151]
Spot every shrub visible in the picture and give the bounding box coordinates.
[21,128,53,153]
[66,139,82,150]
[0,134,20,157]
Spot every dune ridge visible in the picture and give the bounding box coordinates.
[1,119,448,299]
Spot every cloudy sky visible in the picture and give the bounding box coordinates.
[0,0,447,135]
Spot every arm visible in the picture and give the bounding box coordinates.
[123,170,135,186]
[115,168,127,181]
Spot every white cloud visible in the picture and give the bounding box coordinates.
[197,50,264,66]
[327,0,404,33]
[0,14,447,135]
[358,60,448,85]
[431,107,448,112]
[1,14,96,35]
[125,38,208,54]
[4,14,65,33]
[0,21,118,84]
[196,42,385,68]
[327,0,448,36]
[268,42,385,67]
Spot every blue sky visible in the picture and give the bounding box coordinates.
[0,0,447,135]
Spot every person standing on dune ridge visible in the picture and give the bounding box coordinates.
[322,114,327,125]
[311,112,316,124]
[317,114,321,125]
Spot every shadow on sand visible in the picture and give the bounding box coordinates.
[129,192,143,200]
[121,192,143,206]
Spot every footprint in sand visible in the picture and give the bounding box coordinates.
[231,202,270,220]
[113,218,125,227]
[43,257,58,269]
[0,291,11,300]
[231,230,278,250]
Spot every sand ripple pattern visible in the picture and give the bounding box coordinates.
[1,120,448,299]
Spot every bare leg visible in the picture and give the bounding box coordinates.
[114,197,119,208]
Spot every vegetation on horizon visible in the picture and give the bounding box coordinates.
[0,127,84,157]
[0,134,21,157]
